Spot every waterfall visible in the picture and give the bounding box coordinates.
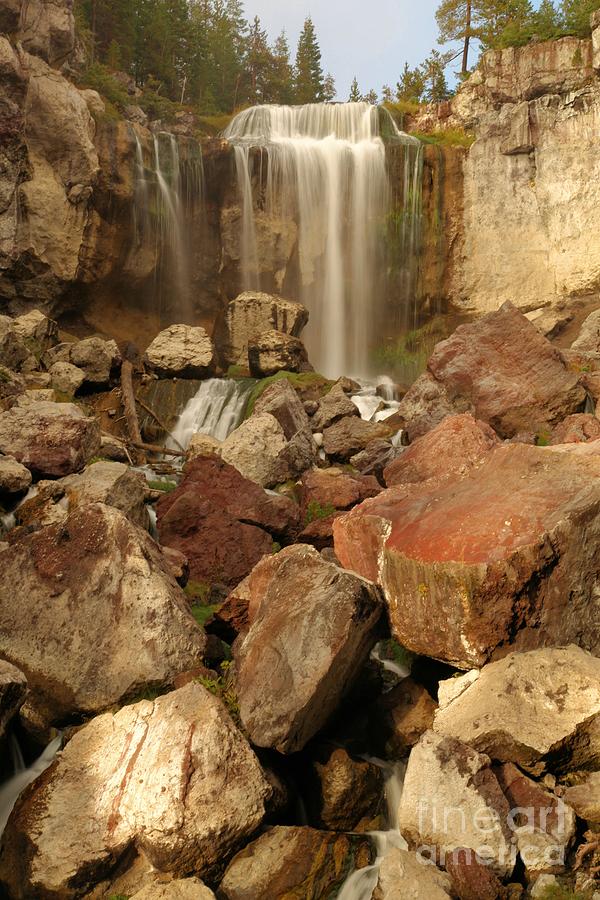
[131,130,205,323]
[0,735,61,835]
[223,103,423,379]
[167,378,255,450]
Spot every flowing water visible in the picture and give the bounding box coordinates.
[166,378,255,450]
[223,103,423,380]
[0,735,61,835]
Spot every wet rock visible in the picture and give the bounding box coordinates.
[300,467,381,520]
[399,731,513,877]
[223,291,308,367]
[253,377,316,465]
[0,503,206,724]
[396,302,585,440]
[0,455,31,494]
[495,762,575,877]
[0,660,27,740]
[0,684,271,896]
[334,443,600,668]
[550,413,600,444]
[307,745,384,831]
[145,325,215,379]
[311,382,360,431]
[235,544,382,753]
[49,360,85,395]
[248,329,312,377]
[383,413,499,487]
[60,460,151,528]
[322,417,395,461]
[70,336,120,385]
[434,647,600,773]
[571,308,600,352]
[374,677,437,757]
[157,456,297,588]
[219,825,373,900]
[373,848,455,899]
[563,772,600,824]
[0,401,101,477]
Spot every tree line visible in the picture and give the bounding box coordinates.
[78,0,334,113]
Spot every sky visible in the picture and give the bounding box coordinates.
[247,0,443,100]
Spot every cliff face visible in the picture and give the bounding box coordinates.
[422,17,600,315]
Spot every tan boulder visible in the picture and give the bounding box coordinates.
[248,329,311,377]
[223,291,308,367]
[60,460,151,528]
[373,848,455,899]
[0,659,27,740]
[0,455,31,493]
[17,0,75,66]
[145,325,215,379]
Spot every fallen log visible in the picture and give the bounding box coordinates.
[120,361,145,465]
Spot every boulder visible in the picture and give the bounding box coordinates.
[0,455,31,494]
[300,467,381,522]
[0,503,206,724]
[234,544,382,753]
[307,745,384,831]
[69,336,120,385]
[248,329,312,377]
[131,880,216,900]
[0,660,27,740]
[396,302,585,440]
[0,401,101,477]
[383,413,499,487]
[495,762,575,877]
[17,0,75,66]
[334,443,600,668]
[323,417,395,461]
[0,684,271,896]
[373,848,455,900]
[444,849,508,900]
[223,291,308,367]
[311,382,360,431]
[48,360,85,395]
[374,677,437,757]
[11,309,57,349]
[60,461,151,528]
[219,826,373,900]
[350,439,400,484]
[550,413,600,444]
[0,316,30,371]
[221,413,291,488]
[145,325,215,379]
[398,731,513,877]
[571,308,600,352]
[157,456,298,589]
[433,647,600,774]
[186,433,223,462]
[563,772,600,824]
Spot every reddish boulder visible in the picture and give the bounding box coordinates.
[396,302,585,440]
[334,443,600,668]
[445,849,508,900]
[234,545,382,753]
[550,413,600,444]
[300,466,381,518]
[384,413,499,487]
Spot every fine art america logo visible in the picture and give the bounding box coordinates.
[413,797,573,869]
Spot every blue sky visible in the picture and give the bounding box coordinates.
[246,0,443,100]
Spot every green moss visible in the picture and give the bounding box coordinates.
[536,429,552,447]
[226,364,249,378]
[536,885,590,900]
[305,500,336,525]
[410,128,475,148]
[191,603,219,628]
[148,479,177,493]
[184,580,212,604]
[272,541,282,554]
[108,895,130,900]
[245,370,333,418]
[372,316,448,383]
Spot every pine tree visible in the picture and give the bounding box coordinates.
[561,0,600,36]
[323,72,336,101]
[532,0,561,39]
[348,76,361,102]
[381,84,394,103]
[436,0,476,73]
[396,62,426,104]
[244,16,272,104]
[421,49,452,102]
[363,88,379,104]
[270,30,294,104]
[476,0,534,48]
[294,16,325,103]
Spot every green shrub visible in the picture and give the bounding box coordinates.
[78,63,129,110]
[305,500,336,525]
[410,128,475,148]
[196,660,239,721]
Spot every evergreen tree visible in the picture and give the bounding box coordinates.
[396,62,426,103]
[561,0,600,36]
[421,48,452,102]
[294,16,325,103]
[270,30,294,104]
[244,16,273,103]
[436,0,476,73]
[476,0,534,49]
[348,76,361,102]
[381,84,394,103]
[363,88,379,104]
[323,72,336,101]
[531,0,562,39]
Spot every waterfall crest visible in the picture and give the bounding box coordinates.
[223,103,422,379]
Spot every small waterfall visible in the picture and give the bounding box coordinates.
[167,378,255,450]
[131,130,205,323]
[223,103,423,380]
[0,735,61,835]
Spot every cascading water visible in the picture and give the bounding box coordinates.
[223,103,423,380]
[131,130,205,324]
[0,735,61,834]
[167,378,255,450]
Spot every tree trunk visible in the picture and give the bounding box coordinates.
[462,0,472,75]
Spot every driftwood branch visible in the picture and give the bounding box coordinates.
[134,395,186,452]
[120,361,145,465]
[130,441,185,458]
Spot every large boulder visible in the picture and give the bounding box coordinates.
[0,684,271,896]
[223,291,308,367]
[69,336,120,385]
[334,442,600,668]
[234,544,382,753]
[0,503,206,724]
[433,646,600,774]
[0,401,101,477]
[60,460,151,528]
[571,307,600,352]
[11,309,57,354]
[307,745,384,831]
[0,316,31,371]
[383,413,499,487]
[299,467,381,522]
[17,0,75,66]
[219,826,373,900]
[311,381,360,431]
[157,456,298,589]
[322,417,395,461]
[0,660,27,740]
[398,731,513,877]
[49,360,85,395]
[396,302,585,440]
[131,880,215,900]
[0,455,31,494]
[145,325,215,379]
[248,329,311,377]
[373,848,455,900]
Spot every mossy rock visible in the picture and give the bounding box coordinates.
[245,371,334,418]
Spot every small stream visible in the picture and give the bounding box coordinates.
[0,734,61,835]
[166,377,255,450]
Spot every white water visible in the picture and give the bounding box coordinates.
[223,103,422,380]
[351,378,401,424]
[167,378,254,450]
[338,759,408,900]
[0,735,61,835]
